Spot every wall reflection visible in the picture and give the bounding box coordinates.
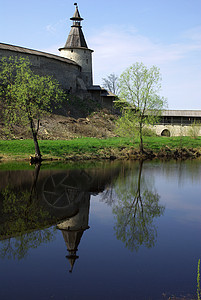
[0,161,165,271]
[0,162,121,270]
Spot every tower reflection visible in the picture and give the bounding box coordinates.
[57,192,90,272]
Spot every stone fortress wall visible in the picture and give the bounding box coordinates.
[0,43,85,94]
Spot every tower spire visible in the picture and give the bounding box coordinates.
[71,3,83,21]
[64,3,87,48]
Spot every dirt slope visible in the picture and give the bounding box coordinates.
[0,96,118,140]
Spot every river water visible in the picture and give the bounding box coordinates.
[0,159,200,300]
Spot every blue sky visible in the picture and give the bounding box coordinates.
[1,0,201,109]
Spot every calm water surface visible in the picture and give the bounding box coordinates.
[0,159,201,300]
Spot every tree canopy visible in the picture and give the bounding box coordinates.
[116,62,167,152]
[0,56,65,160]
[102,73,119,95]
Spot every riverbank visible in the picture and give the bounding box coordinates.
[0,137,201,161]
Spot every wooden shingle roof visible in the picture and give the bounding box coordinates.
[64,26,88,48]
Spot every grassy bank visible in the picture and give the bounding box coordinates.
[0,136,201,161]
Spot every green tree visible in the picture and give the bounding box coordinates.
[102,73,119,95]
[188,120,201,139]
[0,56,65,160]
[112,160,165,251]
[116,62,167,152]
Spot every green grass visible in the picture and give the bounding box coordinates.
[143,136,201,150]
[0,136,201,160]
[0,137,132,158]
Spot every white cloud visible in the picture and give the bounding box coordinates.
[40,44,61,56]
[89,25,201,109]
[46,24,57,34]
[182,26,201,43]
[89,25,201,73]
[45,18,68,35]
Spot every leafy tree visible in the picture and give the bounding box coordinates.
[116,62,167,153]
[112,160,165,251]
[0,56,65,160]
[188,120,201,139]
[102,73,119,95]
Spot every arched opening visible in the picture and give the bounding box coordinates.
[161,129,171,137]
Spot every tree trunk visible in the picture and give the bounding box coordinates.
[29,163,41,205]
[139,122,144,153]
[33,132,42,160]
[29,118,42,161]
[137,160,143,201]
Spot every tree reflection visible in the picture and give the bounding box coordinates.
[113,160,165,251]
[0,164,56,260]
[0,228,55,260]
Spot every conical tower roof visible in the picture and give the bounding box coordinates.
[62,229,85,252]
[65,26,88,48]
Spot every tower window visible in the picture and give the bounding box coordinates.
[86,59,88,64]
[71,49,73,53]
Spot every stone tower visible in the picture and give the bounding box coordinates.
[59,3,93,88]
